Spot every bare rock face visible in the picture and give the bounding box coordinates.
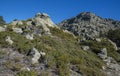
[33,13,54,35]
[8,12,57,36]
[59,12,120,40]
[34,12,55,27]
[24,12,57,35]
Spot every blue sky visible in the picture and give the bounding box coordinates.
[0,0,120,23]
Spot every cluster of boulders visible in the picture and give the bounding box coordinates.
[5,35,46,65]
[16,13,55,36]
[0,13,57,41]
[97,48,120,76]
[0,47,46,76]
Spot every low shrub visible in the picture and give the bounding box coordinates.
[16,70,38,76]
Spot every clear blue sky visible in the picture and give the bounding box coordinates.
[0,0,120,23]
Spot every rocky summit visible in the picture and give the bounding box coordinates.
[0,12,120,76]
[59,12,120,40]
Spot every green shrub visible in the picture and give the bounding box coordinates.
[49,27,75,40]
[6,25,13,31]
[107,29,120,47]
[16,70,38,76]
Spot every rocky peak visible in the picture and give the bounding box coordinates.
[7,12,57,36]
[34,12,54,27]
[77,12,96,19]
[35,12,50,18]
[59,12,120,40]
[76,12,103,23]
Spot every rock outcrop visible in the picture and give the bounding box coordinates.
[81,46,90,51]
[28,47,41,64]
[59,12,120,40]
[5,36,13,45]
[0,26,6,32]
[8,12,56,36]
[31,13,55,35]
[98,48,107,60]
[12,27,23,34]
[28,47,46,64]
[26,34,34,40]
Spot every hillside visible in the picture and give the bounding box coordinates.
[0,12,120,76]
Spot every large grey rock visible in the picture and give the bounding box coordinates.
[30,47,41,64]
[31,13,55,35]
[12,27,23,34]
[21,67,30,71]
[28,47,46,64]
[5,36,13,45]
[34,12,55,27]
[17,21,23,25]
[98,48,107,60]
[26,34,34,40]
[81,46,90,51]
[95,38,102,42]
[26,21,32,25]
[0,26,5,32]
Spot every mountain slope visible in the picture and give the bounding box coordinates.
[0,12,120,76]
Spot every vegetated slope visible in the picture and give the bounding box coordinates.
[0,27,105,76]
[0,12,120,76]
